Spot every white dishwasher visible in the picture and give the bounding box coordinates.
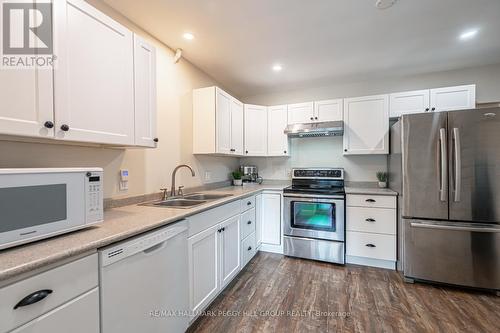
[99,220,189,333]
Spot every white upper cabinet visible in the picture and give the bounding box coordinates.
[343,94,389,155]
[244,104,268,156]
[430,84,476,112]
[216,88,232,154]
[390,85,476,118]
[133,35,157,147]
[389,90,430,118]
[287,102,314,124]
[193,86,244,156]
[230,99,244,155]
[54,0,135,145]
[0,68,54,138]
[314,99,343,122]
[267,105,289,156]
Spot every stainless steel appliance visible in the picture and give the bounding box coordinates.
[0,168,103,250]
[389,108,500,292]
[283,168,345,264]
[284,121,343,138]
[240,165,263,183]
[100,220,189,332]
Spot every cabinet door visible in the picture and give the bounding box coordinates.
[287,102,314,124]
[215,88,232,154]
[314,99,343,122]
[389,90,430,118]
[343,94,389,155]
[220,215,241,288]
[230,98,244,155]
[261,193,281,245]
[133,34,157,147]
[188,224,219,312]
[244,104,267,156]
[430,84,476,112]
[53,0,134,145]
[255,194,263,247]
[11,288,99,333]
[0,68,53,138]
[267,105,289,156]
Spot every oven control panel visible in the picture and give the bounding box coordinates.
[292,168,344,179]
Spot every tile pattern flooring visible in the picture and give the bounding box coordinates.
[188,252,500,333]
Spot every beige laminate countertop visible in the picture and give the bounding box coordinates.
[345,186,398,196]
[0,183,288,283]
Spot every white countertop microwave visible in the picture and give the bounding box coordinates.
[0,168,104,250]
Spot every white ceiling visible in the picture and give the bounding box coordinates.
[103,0,500,97]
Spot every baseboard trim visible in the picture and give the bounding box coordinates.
[346,255,396,270]
[259,243,283,254]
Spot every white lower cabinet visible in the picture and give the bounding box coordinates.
[259,191,283,254]
[220,216,241,288]
[188,224,220,313]
[11,288,99,333]
[0,254,99,333]
[241,232,257,268]
[346,194,397,270]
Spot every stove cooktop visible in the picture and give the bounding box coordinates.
[285,167,345,196]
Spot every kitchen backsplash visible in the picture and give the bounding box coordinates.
[240,136,387,181]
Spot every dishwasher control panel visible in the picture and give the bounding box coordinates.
[100,220,187,267]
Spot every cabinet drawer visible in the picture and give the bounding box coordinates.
[240,208,256,240]
[11,288,99,333]
[188,200,241,237]
[241,232,257,268]
[346,231,396,261]
[347,207,396,235]
[240,196,256,212]
[0,254,98,333]
[347,194,396,209]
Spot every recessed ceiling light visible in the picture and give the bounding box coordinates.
[183,32,195,40]
[272,64,283,72]
[375,0,397,10]
[459,29,479,41]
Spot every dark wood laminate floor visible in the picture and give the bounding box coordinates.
[187,252,500,333]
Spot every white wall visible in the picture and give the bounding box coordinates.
[244,62,500,105]
[241,136,387,182]
[241,63,500,182]
[0,1,239,199]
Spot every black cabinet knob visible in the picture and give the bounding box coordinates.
[431,107,436,111]
[245,150,249,154]
[248,246,252,251]
[344,149,348,152]
[365,199,376,203]
[60,124,70,132]
[153,138,159,143]
[365,218,376,222]
[310,117,313,120]
[365,244,376,248]
[43,121,54,129]
[247,220,252,225]
[230,148,235,152]
[218,228,222,233]
[315,117,318,120]
[222,227,225,232]
[425,108,430,112]
[247,201,252,206]
[284,150,287,154]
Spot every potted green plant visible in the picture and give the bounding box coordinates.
[376,171,388,188]
[232,170,243,186]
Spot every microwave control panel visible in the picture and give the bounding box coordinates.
[85,171,104,223]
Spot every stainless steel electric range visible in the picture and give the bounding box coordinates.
[283,168,346,264]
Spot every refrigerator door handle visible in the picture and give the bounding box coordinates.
[439,128,447,202]
[453,128,461,202]
[410,222,500,233]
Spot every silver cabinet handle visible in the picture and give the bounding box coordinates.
[453,128,461,202]
[411,222,500,233]
[439,128,447,202]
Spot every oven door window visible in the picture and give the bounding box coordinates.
[291,201,336,232]
[0,184,67,233]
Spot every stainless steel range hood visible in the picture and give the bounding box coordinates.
[284,121,344,138]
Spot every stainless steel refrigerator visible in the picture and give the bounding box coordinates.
[389,108,500,292]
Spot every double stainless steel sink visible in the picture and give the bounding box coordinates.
[144,193,233,209]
